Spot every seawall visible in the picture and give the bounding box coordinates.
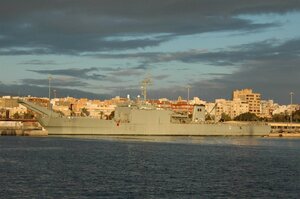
[0,121,48,136]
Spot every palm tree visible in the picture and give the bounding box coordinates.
[99,111,104,119]
[81,108,90,117]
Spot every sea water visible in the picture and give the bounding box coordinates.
[0,136,299,198]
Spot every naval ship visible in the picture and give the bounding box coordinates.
[18,99,271,136]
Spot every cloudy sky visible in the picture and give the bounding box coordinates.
[0,0,300,104]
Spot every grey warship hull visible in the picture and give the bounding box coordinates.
[19,99,271,136]
[37,113,270,136]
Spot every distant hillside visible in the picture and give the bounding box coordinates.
[0,83,112,100]
[0,91,11,96]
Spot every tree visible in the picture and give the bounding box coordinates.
[99,111,104,119]
[205,114,214,121]
[272,113,289,122]
[23,112,35,119]
[272,110,300,122]
[13,112,20,119]
[234,112,259,121]
[219,113,231,122]
[81,108,90,117]
[0,108,5,118]
[292,110,300,122]
[53,110,65,117]
[108,111,115,120]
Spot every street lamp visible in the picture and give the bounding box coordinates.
[53,89,57,99]
[290,92,294,123]
[186,85,191,103]
[48,76,52,109]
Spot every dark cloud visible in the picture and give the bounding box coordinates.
[21,78,89,87]
[98,67,122,72]
[105,38,300,103]
[94,66,147,77]
[19,59,58,65]
[27,66,146,83]
[202,73,231,77]
[194,38,300,66]
[162,37,300,103]
[114,61,300,104]
[188,58,300,104]
[153,75,169,80]
[109,69,143,77]
[1,1,299,103]
[28,67,106,80]
[98,66,147,72]
[94,49,233,65]
[1,0,298,55]
[95,38,300,66]
[132,65,149,70]
[1,35,298,104]
[0,83,111,99]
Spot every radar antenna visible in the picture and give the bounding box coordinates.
[141,76,152,101]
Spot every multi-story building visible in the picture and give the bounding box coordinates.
[231,98,249,118]
[0,96,28,118]
[206,98,249,121]
[260,100,278,118]
[215,99,230,120]
[232,89,261,116]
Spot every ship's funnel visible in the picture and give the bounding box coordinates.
[192,104,205,122]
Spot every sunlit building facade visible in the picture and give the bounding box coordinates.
[233,89,261,116]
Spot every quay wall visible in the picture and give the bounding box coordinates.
[0,121,48,136]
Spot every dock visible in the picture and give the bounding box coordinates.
[267,122,300,137]
[0,120,48,136]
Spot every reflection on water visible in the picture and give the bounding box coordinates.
[52,135,300,147]
[0,136,299,198]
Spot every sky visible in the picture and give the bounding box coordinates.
[0,0,300,104]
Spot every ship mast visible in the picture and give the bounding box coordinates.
[141,77,152,101]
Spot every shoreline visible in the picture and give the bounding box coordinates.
[267,133,300,137]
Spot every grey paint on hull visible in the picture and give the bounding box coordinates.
[19,99,271,136]
[38,116,270,136]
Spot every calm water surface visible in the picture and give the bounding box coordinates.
[0,136,299,198]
